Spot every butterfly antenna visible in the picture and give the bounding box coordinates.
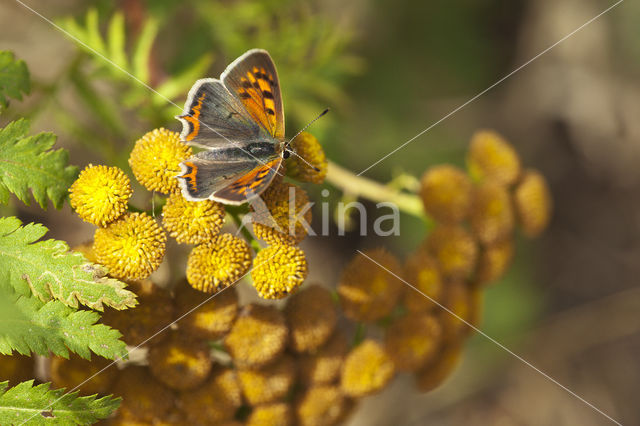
[285,108,330,172]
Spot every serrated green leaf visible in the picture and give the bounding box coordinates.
[0,119,78,209]
[0,285,128,360]
[0,380,120,425]
[132,17,159,84]
[0,51,30,110]
[107,12,128,70]
[0,217,137,311]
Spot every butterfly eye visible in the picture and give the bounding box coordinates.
[283,150,291,159]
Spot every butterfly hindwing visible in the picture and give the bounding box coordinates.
[221,49,285,138]
[213,158,282,204]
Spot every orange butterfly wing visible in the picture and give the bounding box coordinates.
[213,159,281,204]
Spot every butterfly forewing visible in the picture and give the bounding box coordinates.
[221,49,285,139]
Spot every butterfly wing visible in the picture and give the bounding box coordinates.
[177,78,265,148]
[212,158,282,204]
[221,49,285,138]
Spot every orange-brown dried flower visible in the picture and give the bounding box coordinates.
[439,281,472,339]
[470,181,514,245]
[286,132,328,184]
[403,250,443,313]
[475,239,514,285]
[415,342,463,392]
[237,355,296,405]
[419,165,473,223]
[297,330,348,386]
[467,130,521,185]
[285,284,337,353]
[49,354,117,396]
[174,282,239,340]
[0,354,33,387]
[424,225,478,280]
[340,339,395,397]
[296,385,347,426]
[111,366,175,422]
[384,313,442,372]
[177,367,242,425]
[513,169,552,237]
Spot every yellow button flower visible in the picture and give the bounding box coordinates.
[297,330,348,386]
[253,180,312,245]
[341,339,395,397]
[251,244,308,299]
[186,233,252,293]
[93,212,167,280]
[467,130,521,185]
[415,342,463,392]
[225,303,288,368]
[147,331,213,391]
[162,191,225,244]
[403,249,443,313]
[420,165,473,224]
[247,402,293,426]
[129,128,192,193]
[237,355,295,405]
[111,366,175,423]
[69,164,132,226]
[337,248,404,322]
[284,284,337,353]
[470,181,514,245]
[384,313,442,372]
[49,354,117,396]
[177,367,242,425]
[174,281,239,340]
[475,239,514,285]
[514,169,552,237]
[295,385,348,426]
[285,132,328,184]
[424,225,478,280]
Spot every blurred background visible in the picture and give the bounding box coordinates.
[1,0,638,424]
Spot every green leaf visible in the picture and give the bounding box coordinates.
[0,216,137,311]
[132,17,159,84]
[0,119,78,209]
[154,52,214,104]
[107,12,128,70]
[0,380,120,425]
[0,285,127,360]
[0,51,30,110]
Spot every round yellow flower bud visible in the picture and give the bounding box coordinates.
[147,331,213,391]
[419,165,473,223]
[295,385,347,426]
[247,402,293,426]
[415,342,463,392]
[297,330,348,386]
[384,313,442,372]
[69,165,132,226]
[129,128,192,193]
[403,250,443,313]
[513,169,552,237]
[285,132,328,184]
[225,303,288,368]
[251,244,308,299]
[237,355,295,405]
[467,130,521,185]
[424,225,478,280]
[111,366,175,422]
[475,239,514,285]
[253,181,312,245]
[284,284,337,353]
[174,281,239,340]
[177,367,242,425]
[162,192,225,244]
[470,181,514,245]
[340,339,395,397]
[186,233,252,293]
[49,354,117,396]
[93,212,167,280]
[337,248,404,322]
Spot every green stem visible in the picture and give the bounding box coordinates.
[227,209,261,253]
[324,161,426,220]
[352,322,367,347]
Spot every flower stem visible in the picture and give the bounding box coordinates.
[324,161,426,220]
[227,209,262,253]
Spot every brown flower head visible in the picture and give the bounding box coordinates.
[419,165,473,223]
[285,284,337,353]
[415,342,463,392]
[440,281,472,340]
[177,367,242,425]
[0,354,33,387]
[285,131,328,184]
[475,239,514,285]
[467,130,521,185]
[111,366,175,422]
[470,181,514,245]
[49,354,117,396]
[247,402,293,426]
[513,169,552,237]
[237,355,296,405]
[340,339,395,397]
[384,313,442,372]
[297,330,348,386]
[403,250,443,313]
[295,385,348,426]
[424,225,478,280]
[162,191,225,244]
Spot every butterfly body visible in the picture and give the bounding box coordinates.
[176,49,286,205]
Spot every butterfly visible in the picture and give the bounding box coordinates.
[176,49,287,205]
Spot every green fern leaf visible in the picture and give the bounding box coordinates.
[0,119,78,209]
[0,380,120,425]
[0,216,137,311]
[0,51,30,110]
[0,285,127,360]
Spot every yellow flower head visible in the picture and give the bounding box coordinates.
[93,212,167,280]
[162,192,225,244]
[238,355,296,405]
[284,284,337,353]
[514,169,552,237]
[247,402,293,426]
[475,239,514,285]
[253,181,312,245]
[295,385,348,426]
[415,342,463,392]
[337,248,404,322]
[112,366,175,422]
[69,164,132,226]
[129,128,192,193]
[186,233,252,293]
[340,339,395,397]
[298,330,348,386]
[225,303,288,368]
[177,367,242,425]
[49,354,117,396]
[251,244,308,299]
[384,313,442,372]
[420,165,473,224]
[424,225,478,280]
[285,132,328,184]
[403,249,443,313]
[467,130,521,185]
[147,331,213,391]
[0,354,33,387]
[470,181,514,245]
[440,281,472,339]
[101,284,173,347]
[174,281,239,340]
